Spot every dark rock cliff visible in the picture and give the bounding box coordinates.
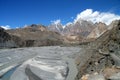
[0,27,15,48]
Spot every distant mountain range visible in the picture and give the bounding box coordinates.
[48,19,95,36]
[47,19,108,43]
[0,19,119,48]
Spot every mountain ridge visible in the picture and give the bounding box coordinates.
[0,19,119,48]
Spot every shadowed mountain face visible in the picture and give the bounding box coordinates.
[0,27,11,43]
[0,27,23,48]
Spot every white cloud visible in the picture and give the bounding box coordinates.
[23,24,28,28]
[74,9,120,25]
[51,19,61,25]
[1,25,11,30]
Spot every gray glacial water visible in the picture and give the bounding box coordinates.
[0,46,81,80]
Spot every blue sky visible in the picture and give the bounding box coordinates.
[0,0,120,29]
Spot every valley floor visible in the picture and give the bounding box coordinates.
[0,46,81,80]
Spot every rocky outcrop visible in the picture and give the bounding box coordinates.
[75,20,120,80]
[87,22,107,39]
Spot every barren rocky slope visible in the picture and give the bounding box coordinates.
[75,20,120,80]
[5,24,63,47]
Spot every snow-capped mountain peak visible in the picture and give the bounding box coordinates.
[48,21,64,33]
